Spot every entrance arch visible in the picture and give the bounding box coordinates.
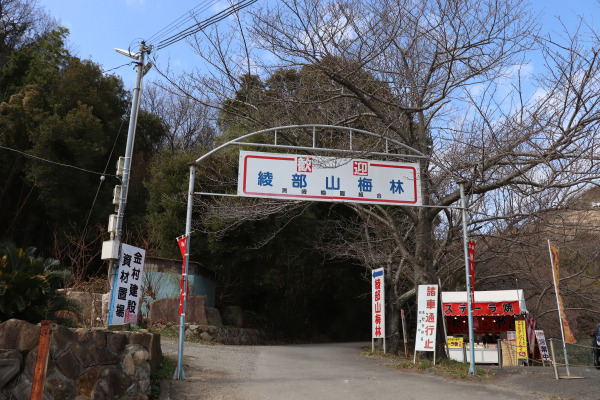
[174,124,429,378]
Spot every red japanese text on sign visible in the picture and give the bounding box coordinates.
[372,268,385,339]
[443,301,520,316]
[415,285,438,352]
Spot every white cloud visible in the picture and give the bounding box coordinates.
[212,1,229,13]
[125,0,144,6]
[504,63,534,79]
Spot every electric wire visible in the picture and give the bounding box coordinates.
[81,116,128,236]
[155,0,256,50]
[0,146,116,177]
[76,112,127,279]
[153,0,258,51]
[101,61,136,75]
[146,0,218,45]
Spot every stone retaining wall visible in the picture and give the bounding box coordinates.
[152,322,267,345]
[63,291,105,327]
[0,319,162,400]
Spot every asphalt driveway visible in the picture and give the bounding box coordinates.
[158,340,600,400]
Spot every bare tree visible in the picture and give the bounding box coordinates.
[157,0,600,353]
[142,82,218,153]
[0,0,56,65]
[469,193,600,338]
[52,223,105,289]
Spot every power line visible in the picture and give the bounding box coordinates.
[154,0,258,51]
[0,145,116,177]
[81,116,128,235]
[146,0,218,45]
[101,61,136,75]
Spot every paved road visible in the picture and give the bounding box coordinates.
[161,340,555,400]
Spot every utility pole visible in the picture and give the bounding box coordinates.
[458,181,476,376]
[101,41,152,327]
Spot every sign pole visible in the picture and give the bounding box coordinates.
[401,309,408,356]
[174,164,196,380]
[438,278,449,358]
[458,181,476,375]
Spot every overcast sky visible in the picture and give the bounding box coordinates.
[38,0,598,87]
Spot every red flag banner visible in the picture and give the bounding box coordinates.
[177,236,189,316]
[468,240,475,302]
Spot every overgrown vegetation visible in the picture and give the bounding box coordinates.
[0,239,81,323]
[363,349,495,381]
[149,355,176,400]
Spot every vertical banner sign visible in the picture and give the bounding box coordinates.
[515,320,529,359]
[415,284,438,352]
[467,241,476,303]
[372,268,385,339]
[549,244,577,344]
[176,236,189,316]
[535,330,551,362]
[109,243,145,325]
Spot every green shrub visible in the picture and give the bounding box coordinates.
[0,240,81,323]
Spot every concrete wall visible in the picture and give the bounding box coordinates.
[142,257,216,314]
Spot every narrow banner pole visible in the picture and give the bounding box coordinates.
[458,181,476,375]
[438,278,449,358]
[401,309,408,357]
[174,164,196,380]
[548,239,571,377]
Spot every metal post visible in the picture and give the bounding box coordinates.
[497,340,502,370]
[549,338,560,380]
[174,164,196,380]
[458,181,476,375]
[401,309,408,357]
[438,278,449,358]
[107,42,147,327]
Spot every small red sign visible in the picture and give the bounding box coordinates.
[297,156,313,172]
[353,161,368,176]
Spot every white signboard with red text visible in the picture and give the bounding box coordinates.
[535,330,551,362]
[238,151,421,206]
[415,284,438,352]
[109,243,145,325]
[372,268,385,339]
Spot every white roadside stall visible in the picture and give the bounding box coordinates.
[442,290,528,364]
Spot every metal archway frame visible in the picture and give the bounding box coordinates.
[194,124,427,166]
[174,124,433,379]
[174,124,426,379]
